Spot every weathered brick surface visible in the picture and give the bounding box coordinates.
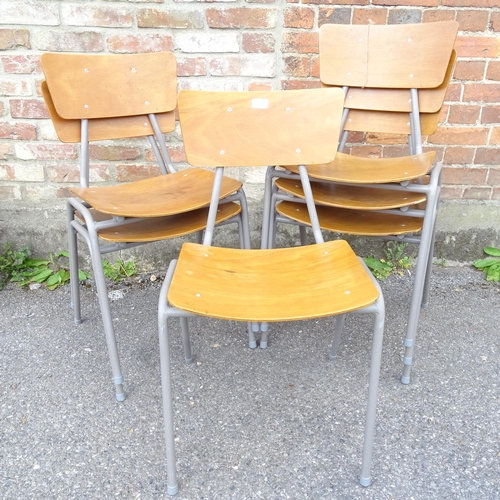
[0,0,498,205]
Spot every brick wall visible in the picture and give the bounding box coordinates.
[0,0,499,225]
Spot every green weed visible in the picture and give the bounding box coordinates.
[473,246,500,282]
[364,242,412,281]
[102,259,137,282]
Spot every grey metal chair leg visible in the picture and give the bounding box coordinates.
[159,314,179,496]
[248,323,258,349]
[329,314,346,360]
[299,225,307,246]
[359,296,385,487]
[67,202,82,325]
[180,316,193,364]
[260,166,276,250]
[88,229,125,401]
[259,322,268,348]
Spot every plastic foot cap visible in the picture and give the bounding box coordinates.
[249,341,257,349]
[329,354,337,361]
[74,319,83,326]
[185,357,193,365]
[116,392,126,402]
[260,341,267,349]
[166,484,179,496]
[359,476,371,487]
[401,376,410,385]
[421,302,429,309]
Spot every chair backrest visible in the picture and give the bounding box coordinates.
[178,88,345,168]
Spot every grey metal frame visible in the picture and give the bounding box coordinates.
[260,86,441,385]
[157,161,386,495]
[68,116,251,402]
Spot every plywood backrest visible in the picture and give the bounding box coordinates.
[337,50,457,114]
[178,89,345,167]
[42,81,175,143]
[41,52,177,120]
[320,21,458,89]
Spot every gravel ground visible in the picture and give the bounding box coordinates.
[1,266,499,500]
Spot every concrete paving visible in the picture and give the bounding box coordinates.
[1,265,499,499]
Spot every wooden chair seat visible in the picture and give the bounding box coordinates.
[275,178,426,210]
[285,151,435,184]
[167,240,379,322]
[71,169,242,218]
[75,202,241,243]
[277,201,423,236]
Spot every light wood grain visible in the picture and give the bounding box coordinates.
[41,52,177,119]
[71,169,242,217]
[275,178,426,210]
[277,202,424,236]
[42,81,175,143]
[75,203,241,243]
[178,88,345,167]
[167,240,379,321]
[286,151,435,184]
[320,21,458,89]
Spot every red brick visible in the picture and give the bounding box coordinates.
[463,83,500,103]
[56,187,73,199]
[107,34,173,53]
[490,127,500,144]
[177,57,207,77]
[247,0,276,3]
[283,56,311,77]
[61,4,132,27]
[453,61,485,81]
[463,187,491,199]
[167,145,187,163]
[0,144,10,159]
[137,9,203,28]
[284,7,315,28]
[491,12,500,31]
[281,80,321,90]
[248,82,273,91]
[89,146,141,161]
[422,10,456,22]
[445,83,462,102]
[282,32,319,54]
[440,186,464,199]
[0,186,20,200]
[0,102,5,117]
[443,146,475,164]
[366,133,407,145]
[35,31,104,53]
[0,55,41,74]
[318,7,351,26]
[448,105,480,124]
[0,29,31,50]
[10,99,49,119]
[474,147,500,164]
[209,56,275,77]
[481,106,500,124]
[0,122,36,140]
[0,164,15,180]
[242,33,275,53]
[487,168,500,185]
[206,8,276,29]
[375,0,436,5]
[15,143,77,161]
[486,61,500,81]
[0,78,30,96]
[353,8,388,24]
[0,2,59,25]
[302,0,368,4]
[115,165,162,182]
[455,36,500,58]
[351,145,382,158]
[456,10,488,31]
[429,127,489,145]
[46,164,110,183]
[311,57,320,78]
[443,0,500,6]
[492,187,500,200]
[442,166,488,184]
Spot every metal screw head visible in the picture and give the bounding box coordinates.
[408,38,412,42]
[296,148,301,153]
[228,107,232,112]
[84,68,89,73]
[84,104,89,108]
[131,68,136,72]
[145,101,150,105]
[347,72,352,76]
[409,74,414,78]
[220,150,225,155]
[286,107,291,112]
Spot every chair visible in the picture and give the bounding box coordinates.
[157,88,386,495]
[261,21,458,384]
[41,52,249,401]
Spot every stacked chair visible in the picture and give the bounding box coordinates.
[157,88,386,495]
[41,52,249,401]
[261,21,459,384]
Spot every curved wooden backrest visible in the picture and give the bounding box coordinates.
[178,89,345,167]
[41,52,177,119]
[320,21,458,89]
[338,50,457,114]
[42,81,175,143]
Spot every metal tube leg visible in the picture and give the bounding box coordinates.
[299,225,307,246]
[159,314,179,496]
[88,233,125,401]
[360,298,385,487]
[260,167,275,250]
[67,204,82,325]
[259,322,269,349]
[421,213,438,309]
[248,323,257,349]
[180,317,193,364]
[329,314,346,360]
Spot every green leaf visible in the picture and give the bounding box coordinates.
[32,269,54,283]
[46,271,63,287]
[473,259,500,269]
[484,247,500,257]
[78,270,89,281]
[55,251,70,258]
